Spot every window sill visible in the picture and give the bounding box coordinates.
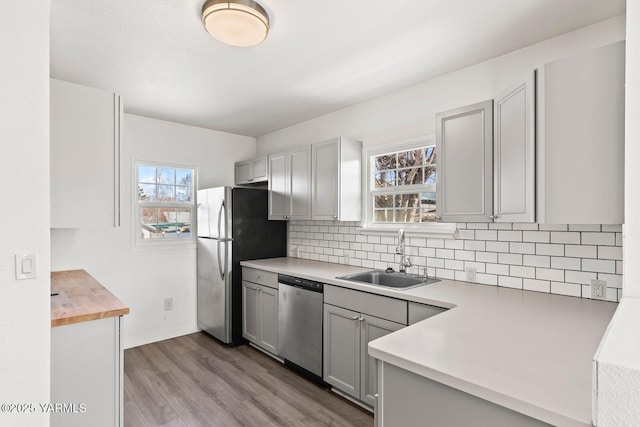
[357,223,457,239]
[133,239,197,252]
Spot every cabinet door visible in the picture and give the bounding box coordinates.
[360,314,404,407]
[50,79,121,228]
[289,147,312,219]
[538,41,624,224]
[323,304,360,399]
[258,285,278,355]
[312,139,339,220]
[494,72,536,223]
[252,157,268,182]
[268,151,289,220]
[436,100,493,222]
[235,160,252,185]
[242,281,259,343]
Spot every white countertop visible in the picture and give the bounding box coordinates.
[240,257,617,427]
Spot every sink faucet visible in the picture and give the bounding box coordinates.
[396,229,412,273]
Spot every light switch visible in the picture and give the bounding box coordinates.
[15,254,36,280]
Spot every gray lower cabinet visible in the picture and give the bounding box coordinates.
[242,281,278,355]
[323,303,404,407]
[51,316,123,427]
[377,362,551,427]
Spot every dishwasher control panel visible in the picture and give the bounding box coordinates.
[278,274,324,293]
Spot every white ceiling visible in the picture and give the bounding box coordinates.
[50,0,625,137]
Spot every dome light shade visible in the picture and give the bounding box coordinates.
[202,0,270,47]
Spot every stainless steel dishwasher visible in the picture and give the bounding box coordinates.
[277,274,324,382]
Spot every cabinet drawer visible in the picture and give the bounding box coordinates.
[242,267,278,289]
[408,302,447,325]
[325,285,407,325]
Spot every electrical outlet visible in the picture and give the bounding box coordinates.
[344,252,350,265]
[466,267,477,282]
[290,246,299,258]
[164,297,173,311]
[591,280,607,300]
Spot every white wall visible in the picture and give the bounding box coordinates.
[51,114,256,348]
[0,1,51,426]
[257,16,624,152]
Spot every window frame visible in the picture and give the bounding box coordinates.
[134,160,197,249]
[360,136,456,237]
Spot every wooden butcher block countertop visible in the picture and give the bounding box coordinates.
[51,269,129,327]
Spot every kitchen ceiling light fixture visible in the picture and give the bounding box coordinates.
[201,0,270,47]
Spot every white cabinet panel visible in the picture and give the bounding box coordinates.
[312,137,362,221]
[258,285,278,354]
[51,316,123,427]
[50,79,121,228]
[436,100,493,222]
[538,41,624,224]
[324,303,360,399]
[268,148,311,220]
[242,281,259,343]
[235,160,252,184]
[235,156,268,185]
[494,72,536,223]
[242,269,279,355]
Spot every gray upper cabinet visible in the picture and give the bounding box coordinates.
[436,100,494,222]
[311,137,362,221]
[235,156,268,185]
[50,79,122,228]
[268,147,311,220]
[537,41,625,224]
[494,72,536,223]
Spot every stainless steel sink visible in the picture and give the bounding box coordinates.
[336,270,439,289]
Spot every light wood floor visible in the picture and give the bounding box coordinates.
[124,332,374,427]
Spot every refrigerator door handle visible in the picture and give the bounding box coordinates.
[217,240,225,280]
[217,200,226,239]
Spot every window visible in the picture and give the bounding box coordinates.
[362,137,454,235]
[136,162,195,244]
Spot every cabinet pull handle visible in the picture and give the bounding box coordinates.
[490,215,499,220]
[435,216,442,220]
[351,315,359,320]
[255,275,261,279]
[359,316,365,322]
[333,215,338,219]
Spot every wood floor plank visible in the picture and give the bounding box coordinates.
[124,333,373,427]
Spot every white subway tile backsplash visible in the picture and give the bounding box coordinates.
[551,282,581,297]
[509,242,536,254]
[582,232,616,246]
[523,279,551,293]
[598,246,623,260]
[289,220,623,301]
[498,230,523,242]
[550,257,581,271]
[565,244,597,258]
[536,268,564,282]
[476,252,498,263]
[499,276,523,289]
[523,255,551,268]
[498,253,523,265]
[535,244,564,256]
[522,231,550,243]
[581,259,616,274]
[475,230,498,241]
[550,232,581,244]
[486,241,510,253]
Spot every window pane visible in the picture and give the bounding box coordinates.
[157,167,175,185]
[157,185,175,201]
[395,209,420,223]
[176,186,193,203]
[375,171,396,188]
[374,209,394,222]
[138,165,156,183]
[175,208,192,238]
[425,166,437,185]
[140,208,160,240]
[374,154,396,171]
[425,147,436,165]
[374,194,393,208]
[421,192,437,222]
[138,183,156,201]
[395,193,420,208]
[398,149,424,168]
[176,169,193,186]
[397,168,423,185]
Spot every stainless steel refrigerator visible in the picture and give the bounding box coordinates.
[197,187,287,345]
